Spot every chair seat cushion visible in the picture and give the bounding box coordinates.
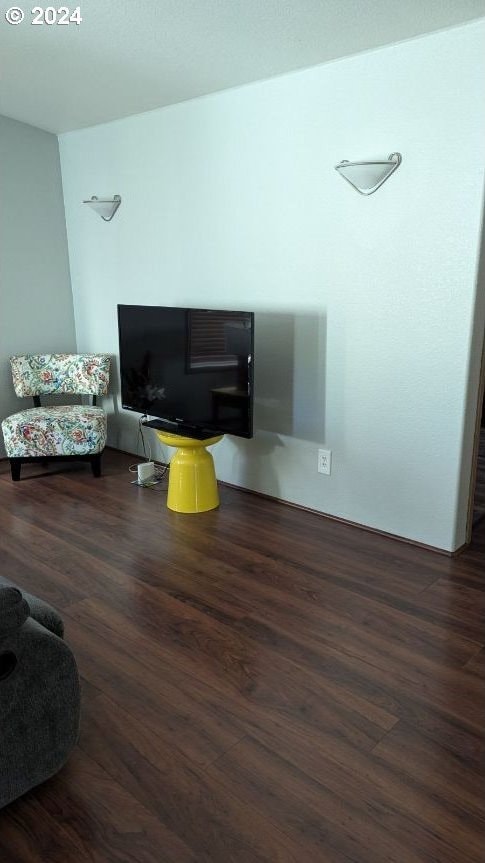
[1,405,107,457]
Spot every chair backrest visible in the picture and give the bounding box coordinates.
[10,354,110,398]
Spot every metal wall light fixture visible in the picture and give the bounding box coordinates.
[83,195,122,221]
[335,153,402,195]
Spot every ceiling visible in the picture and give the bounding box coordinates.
[0,0,484,134]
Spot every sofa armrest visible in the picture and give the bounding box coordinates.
[0,577,63,638]
[0,616,80,808]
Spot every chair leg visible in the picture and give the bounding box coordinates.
[9,459,21,482]
[91,454,101,478]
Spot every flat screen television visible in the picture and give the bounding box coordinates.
[118,304,254,439]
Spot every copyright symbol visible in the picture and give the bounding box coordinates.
[5,7,24,24]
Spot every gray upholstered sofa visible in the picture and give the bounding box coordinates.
[0,577,80,808]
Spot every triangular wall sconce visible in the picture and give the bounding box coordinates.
[83,195,122,221]
[335,153,402,195]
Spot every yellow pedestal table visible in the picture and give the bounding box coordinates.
[156,430,223,513]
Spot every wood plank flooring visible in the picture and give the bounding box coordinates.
[472,426,485,526]
[0,449,484,862]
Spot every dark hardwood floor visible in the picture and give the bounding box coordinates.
[0,449,484,862]
[472,426,485,527]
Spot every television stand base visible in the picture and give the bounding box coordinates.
[155,431,224,513]
[142,418,217,441]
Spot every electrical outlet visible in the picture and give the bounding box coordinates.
[318,448,331,475]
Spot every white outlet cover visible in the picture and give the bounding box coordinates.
[318,449,332,475]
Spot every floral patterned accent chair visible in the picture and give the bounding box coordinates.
[1,354,110,481]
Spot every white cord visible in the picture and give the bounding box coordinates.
[128,414,169,480]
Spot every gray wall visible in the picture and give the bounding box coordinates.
[60,22,485,551]
[0,114,76,452]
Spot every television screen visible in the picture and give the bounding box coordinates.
[118,305,254,438]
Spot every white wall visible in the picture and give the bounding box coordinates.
[59,21,485,552]
[0,115,76,450]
